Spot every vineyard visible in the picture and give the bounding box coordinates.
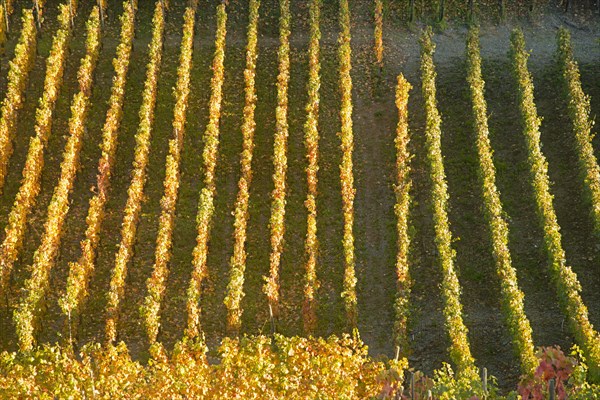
[1,0,600,398]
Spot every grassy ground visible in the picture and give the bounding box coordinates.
[0,0,599,391]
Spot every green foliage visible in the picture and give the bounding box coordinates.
[556,27,600,241]
[419,26,478,382]
[511,28,600,382]
[466,26,537,376]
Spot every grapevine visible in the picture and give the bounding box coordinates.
[374,0,383,66]
[264,0,291,320]
[60,0,137,321]
[105,0,165,345]
[141,5,196,345]
[467,27,537,376]
[420,27,478,381]
[302,0,321,335]
[0,0,16,50]
[14,7,101,351]
[556,28,600,240]
[0,9,37,193]
[223,0,259,334]
[0,2,77,305]
[511,28,600,380]
[392,74,412,355]
[338,0,357,329]
[185,3,227,341]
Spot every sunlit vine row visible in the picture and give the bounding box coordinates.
[510,28,600,380]
[557,28,600,241]
[185,3,227,341]
[141,6,196,346]
[59,0,137,322]
[338,0,357,329]
[302,0,321,335]
[420,27,478,381]
[14,8,101,351]
[0,9,37,193]
[0,2,76,304]
[392,74,411,355]
[105,0,165,345]
[374,0,383,65]
[466,27,536,376]
[264,0,290,319]
[223,0,259,333]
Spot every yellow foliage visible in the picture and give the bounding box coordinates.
[106,0,164,345]
[186,3,227,341]
[60,0,137,321]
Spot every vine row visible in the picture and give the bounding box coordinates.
[556,28,600,240]
[511,28,600,380]
[59,0,137,321]
[374,0,383,65]
[0,9,37,193]
[420,27,478,381]
[302,0,321,335]
[141,5,196,346]
[338,0,357,329]
[466,27,537,376]
[392,74,412,355]
[223,0,259,334]
[185,3,227,341]
[264,0,291,319]
[0,1,77,305]
[14,7,101,351]
[105,0,165,345]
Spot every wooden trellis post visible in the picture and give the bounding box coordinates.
[482,367,488,398]
[98,0,104,26]
[3,0,8,33]
[69,0,74,27]
[468,0,474,21]
[34,0,41,30]
[438,0,446,22]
